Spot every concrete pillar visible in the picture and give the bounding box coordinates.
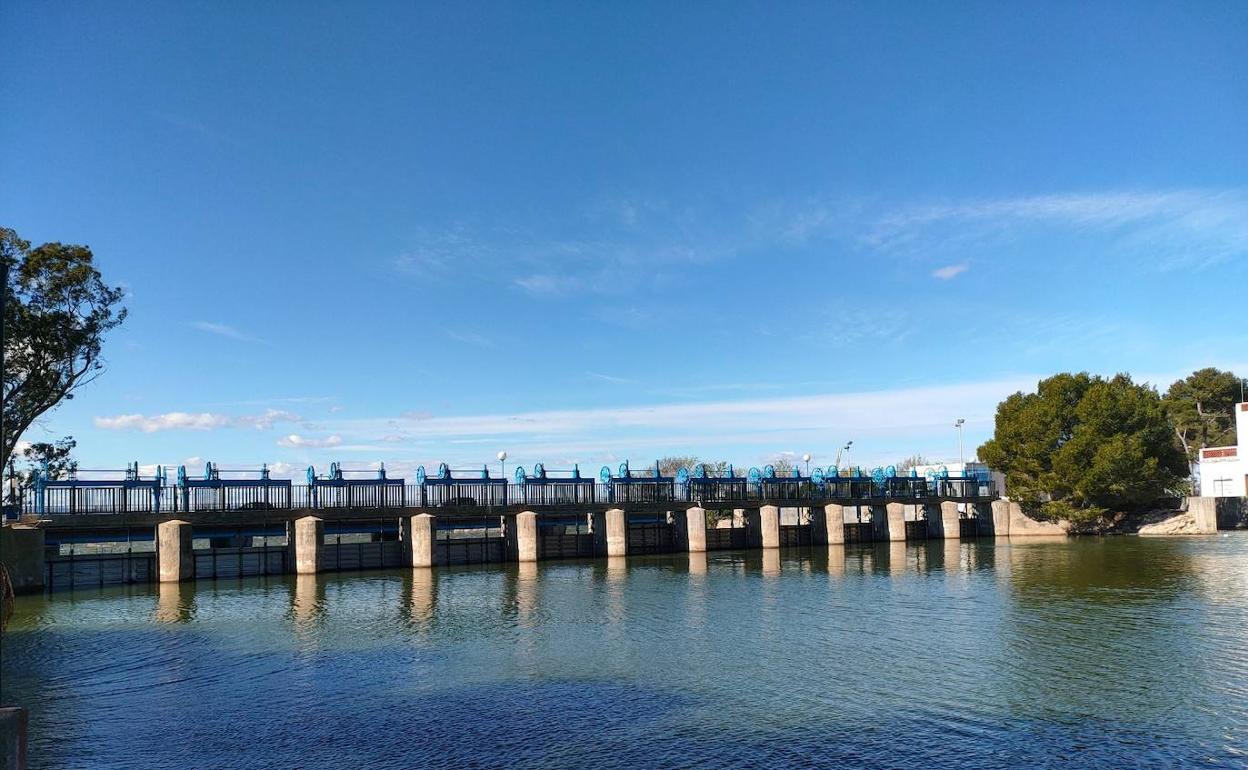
[759,505,780,549]
[0,706,28,770]
[940,501,961,540]
[677,507,707,553]
[885,502,906,542]
[812,504,845,544]
[156,519,194,583]
[0,525,45,594]
[514,511,539,562]
[991,499,1011,537]
[593,508,628,557]
[408,513,437,568]
[292,516,323,575]
[1188,497,1218,534]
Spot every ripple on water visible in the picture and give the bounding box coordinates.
[3,535,1248,769]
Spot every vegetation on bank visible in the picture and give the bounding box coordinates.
[1,227,127,474]
[980,368,1241,525]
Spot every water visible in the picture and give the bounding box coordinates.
[4,535,1247,769]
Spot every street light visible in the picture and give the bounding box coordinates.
[802,453,811,476]
[954,419,965,468]
[843,440,853,472]
[497,450,507,480]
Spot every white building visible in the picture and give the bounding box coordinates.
[909,461,1006,497]
[1198,402,1248,498]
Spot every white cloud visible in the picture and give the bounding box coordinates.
[95,412,231,432]
[277,434,343,449]
[190,321,267,344]
[932,262,970,280]
[94,409,300,433]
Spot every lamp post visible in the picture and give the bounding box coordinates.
[843,440,853,473]
[954,419,965,468]
[802,453,811,476]
[497,451,507,480]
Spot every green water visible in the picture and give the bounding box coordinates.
[3,535,1247,768]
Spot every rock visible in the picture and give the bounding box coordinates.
[1138,512,1207,536]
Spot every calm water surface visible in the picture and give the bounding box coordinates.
[4,535,1247,769]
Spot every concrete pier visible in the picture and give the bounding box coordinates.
[812,504,846,544]
[759,505,780,549]
[409,513,438,567]
[885,502,906,542]
[592,508,628,557]
[0,706,29,770]
[940,501,961,540]
[292,516,323,574]
[156,519,194,583]
[678,507,707,553]
[514,511,539,562]
[0,525,45,594]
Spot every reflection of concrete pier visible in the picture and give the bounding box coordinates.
[154,580,195,623]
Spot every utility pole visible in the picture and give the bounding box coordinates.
[954,418,965,468]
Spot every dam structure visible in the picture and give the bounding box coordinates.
[8,459,1004,592]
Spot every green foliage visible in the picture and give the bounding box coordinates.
[1,227,127,469]
[979,372,1187,520]
[19,436,78,483]
[1162,367,1241,466]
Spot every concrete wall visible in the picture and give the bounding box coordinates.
[990,500,1069,537]
[1188,497,1218,534]
[0,525,45,594]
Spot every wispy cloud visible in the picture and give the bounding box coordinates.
[587,371,632,384]
[513,274,582,297]
[277,434,342,449]
[190,321,267,345]
[443,329,495,347]
[861,189,1248,271]
[95,409,300,433]
[932,262,970,280]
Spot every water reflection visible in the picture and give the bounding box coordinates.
[404,567,437,627]
[5,535,1248,770]
[290,573,325,628]
[153,580,195,624]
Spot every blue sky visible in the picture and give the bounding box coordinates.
[3,1,1246,479]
